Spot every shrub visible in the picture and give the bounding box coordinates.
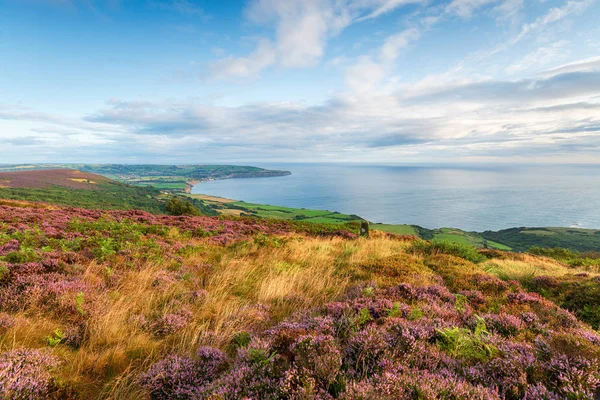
[150,309,193,337]
[0,312,15,332]
[412,239,487,263]
[291,335,342,389]
[165,198,202,216]
[342,366,500,400]
[0,349,59,399]
[195,347,229,379]
[543,354,600,398]
[436,317,498,362]
[206,340,288,400]
[139,355,203,400]
[482,313,524,336]
[344,326,387,379]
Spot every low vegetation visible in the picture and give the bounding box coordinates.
[0,169,167,213]
[482,227,600,253]
[0,164,292,193]
[1,201,598,399]
[0,169,218,217]
[197,197,364,225]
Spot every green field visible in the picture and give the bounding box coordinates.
[0,180,166,213]
[227,201,362,224]
[432,228,512,250]
[136,181,189,190]
[482,227,600,252]
[370,223,418,235]
[372,225,512,250]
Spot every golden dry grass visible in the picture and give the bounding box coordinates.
[217,208,245,216]
[1,234,416,399]
[69,178,97,184]
[481,253,599,281]
[189,194,236,203]
[0,199,59,209]
[4,227,595,399]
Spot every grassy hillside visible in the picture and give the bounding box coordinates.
[374,224,600,252]
[482,227,600,252]
[190,195,363,225]
[0,169,217,216]
[0,201,599,399]
[0,169,167,213]
[0,164,292,193]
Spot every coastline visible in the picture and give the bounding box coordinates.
[184,170,291,194]
[185,188,600,253]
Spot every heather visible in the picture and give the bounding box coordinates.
[138,281,600,399]
[1,202,599,399]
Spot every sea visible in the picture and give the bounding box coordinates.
[191,164,600,232]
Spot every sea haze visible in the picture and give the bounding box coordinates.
[192,164,600,232]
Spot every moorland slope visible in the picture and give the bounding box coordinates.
[0,164,292,193]
[0,169,218,216]
[0,201,599,399]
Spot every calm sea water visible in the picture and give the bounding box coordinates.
[192,164,600,231]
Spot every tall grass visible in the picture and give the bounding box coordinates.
[1,232,414,398]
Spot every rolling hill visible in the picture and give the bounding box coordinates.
[0,164,292,192]
[0,169,219,215]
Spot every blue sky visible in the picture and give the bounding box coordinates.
[1,0,599,164]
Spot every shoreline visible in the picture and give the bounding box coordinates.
[184,170,292,194]
[184,190,600,253]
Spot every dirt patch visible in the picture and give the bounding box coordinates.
[218,208,245,216]
[0,199,59,209]
[69,178,97,184]
[191,194,237,203]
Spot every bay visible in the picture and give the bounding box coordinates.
[191,164,600,231]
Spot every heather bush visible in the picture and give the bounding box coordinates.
[2,203,600,399]
[0,349,59,399]
[526,274,600,329]
[206,340,288,399]
[342,366,500,400]
[465,340,536,399]
[62,324,85,348]
[344,326,388,379]
[195,347,229,379]
[139,355,204,400]
[291,335,342,389]
[482,313,524,336]
[543,354,600,398]
[151,309,193,337]
[0,312,15,332]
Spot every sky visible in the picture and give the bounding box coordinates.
[1,0,599,165]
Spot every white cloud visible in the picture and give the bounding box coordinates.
[210,39,277,79]
[211,0,424,79]
[505,40,570,75]
[4,63,600,163]
[344,56,388,92]
[513,0,593,45]
[380,28,420,62]
[355,0,426,21]
[491,0,524,22]
[445,0,500,18]
[538,55,600,78]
